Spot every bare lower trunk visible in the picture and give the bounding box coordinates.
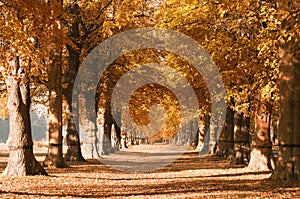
[3,54,47,176]
[195,117,206,149]
[80,95,99,158]
[111,124,119,151]
[234,113,250,164]
[64,92,85,162]
[199,114,211,155]
[96,108,105,155]
[233,112,250,164]
[43,50,67,168]
[103,106,114,154]
[248,97,274,171]
[191,128,199,149]
[112,111,121,150]
[215,105,234,159]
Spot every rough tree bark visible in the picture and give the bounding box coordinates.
[198,114,211,155]
[207,116,220,154]
[42,0,67,168]
[64,3,85,162]
[215,105,234,160]
[64,87,85,161]
[113,109,122,149]
[3,53,47,176]
[103,105,114,154]
[43,49,67,168]
[272,1,300,180]
[248,95,274,171]
[80,95,99,158]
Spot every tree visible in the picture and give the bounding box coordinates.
[61,0,113,159]
[215,101,234,160]
[43,46,67,167]
[272,0,300,181]
[63,3,85,162]
[0,0,65,176]
[61,0,148,158]
[42,0,67,168]
[88,0,154,155]
[2,51,47,176]
[248,87,275,170]
[155,0,280,168]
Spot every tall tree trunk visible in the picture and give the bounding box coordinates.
[63,89,85,161]
[64,3,85,162]
[199,114,211,155]
[43,50,67,168]
[113,109,122,150]
[192,127,199,149]
[272,2,300,180]
[248,95,274,170]
[80,95,100,158]
[233,112,250,164]
[215,105,235,160]
[3,53,47,176]
[43,0,67,168]
[188,119,198,147]
[103,105,114,154]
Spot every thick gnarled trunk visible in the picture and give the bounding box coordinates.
[248,97,274,171]
[272,6,300,180]
[3,54,47,176]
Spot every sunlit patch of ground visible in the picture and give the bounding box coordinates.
[0,144,299,198]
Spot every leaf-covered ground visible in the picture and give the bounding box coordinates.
[0,144,299,198]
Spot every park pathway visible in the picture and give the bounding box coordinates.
[0,144,299,198]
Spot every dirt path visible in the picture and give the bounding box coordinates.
[0,144,299,198]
